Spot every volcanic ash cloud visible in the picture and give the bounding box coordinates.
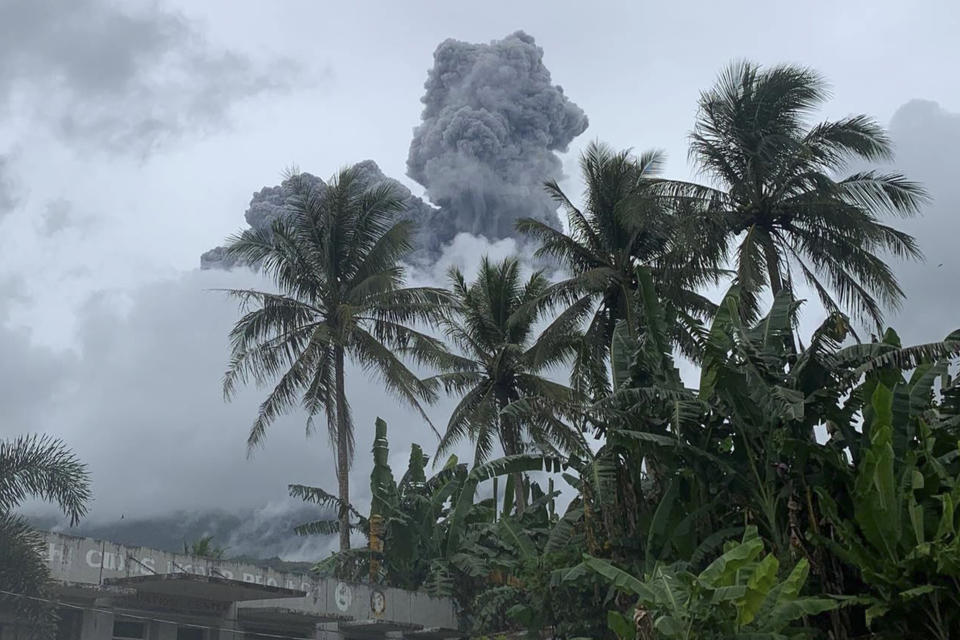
[406,30,588,243]
[202,31,588,270]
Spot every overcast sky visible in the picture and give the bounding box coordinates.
[1,0,958,528]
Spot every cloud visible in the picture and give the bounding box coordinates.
[0,275,73,430]
[0,0,300,155]
[405,232,523,286]
[36,199,99,237]
[407,31,588,244]
[5,264,481,525]
[42,499,334,561]
[3,230,538,531]
[882,100,960,344]
[0,155,18,219]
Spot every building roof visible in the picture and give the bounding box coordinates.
[237,606,352,627]
[102,574,305,602]
[43,531,460,634]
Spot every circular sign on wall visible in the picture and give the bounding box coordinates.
[370,589,386,618]
[335,582,352,612]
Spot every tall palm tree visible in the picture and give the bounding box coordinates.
[1,434,90,638]
[428,257,585,510]
[517,142,723,397]
[222,167,450,551]
[681,61,926,326]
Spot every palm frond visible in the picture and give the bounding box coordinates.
[0,435,90,524]
[289,483,366,521]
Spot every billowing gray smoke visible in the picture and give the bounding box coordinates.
[408,31,588,241]
[201,161,441,268]
[202,31,587,269]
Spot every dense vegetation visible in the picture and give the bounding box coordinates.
[229,62,960,639]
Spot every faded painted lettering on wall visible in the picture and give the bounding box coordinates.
[44,533,315,591]
[39,531,459,631]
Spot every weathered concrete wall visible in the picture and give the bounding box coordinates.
[43,533,315,592]
[42,532,457,630]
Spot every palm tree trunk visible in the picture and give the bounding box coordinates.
[504,434,527,515]
[335,346,351,552]
[496,391,527,515]
[513,470,526,515]
[761,233,783,296]
[761,230,800,358]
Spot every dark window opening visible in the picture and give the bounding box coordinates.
[113,620,146,640]
[177,627,204,640]
[56,609,83,640]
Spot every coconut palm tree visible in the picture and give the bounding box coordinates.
[680,61,926,326]
[1,434,90,638]
[428,257,585,511]
[222,167,451,551]
[517,142,723,396]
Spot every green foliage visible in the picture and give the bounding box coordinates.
[289,278,960,639]
[581,527,839,639]
[680,61,926,327]
[1,435,90,639]
[182,535,227,560]
[233,61,958,640]
[429,256,585,474]
[221,166,454,549]
[815,378,960,639]
[292,417,462,588]
[293,418,605,638]
[517,141,722,398]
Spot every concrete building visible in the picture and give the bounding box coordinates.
[0,533,460,640]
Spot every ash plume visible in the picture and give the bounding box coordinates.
[201,161,441,269]
[407,30,588,241]
[202,31,587,270]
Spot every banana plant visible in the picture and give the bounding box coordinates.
[451,474,610,640]
[816,380,960,639]
[695,284,960,557]
[290,417,468,587]
[291,418,566,593]
[573,267,725,560]
[579,526,838,640]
